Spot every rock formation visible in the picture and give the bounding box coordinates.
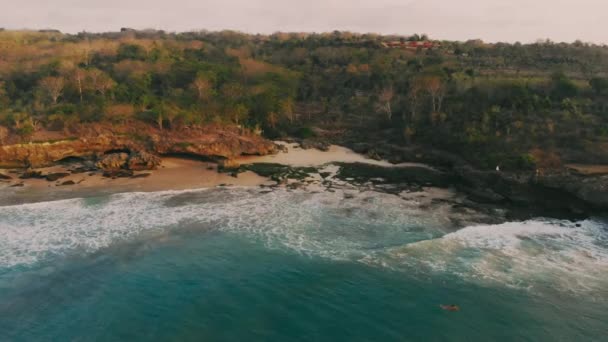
[0,123,277,169]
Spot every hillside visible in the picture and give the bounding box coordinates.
[1,29,608,170]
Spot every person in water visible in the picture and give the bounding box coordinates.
[440,304,460,312]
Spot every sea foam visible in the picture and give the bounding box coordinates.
[1,187,606,297]
[392,219,608,295]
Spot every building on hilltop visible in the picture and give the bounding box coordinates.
[380,40,439,49]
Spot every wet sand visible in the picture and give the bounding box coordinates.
[0,143,435,206]
[0,158,268,205]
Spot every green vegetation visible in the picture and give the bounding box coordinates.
[1,29,608,169]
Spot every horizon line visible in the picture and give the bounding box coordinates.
[2,26,606,46]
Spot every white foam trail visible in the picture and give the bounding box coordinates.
[0,187,448,269]
[1,187,607,297]
[391,220,608,295]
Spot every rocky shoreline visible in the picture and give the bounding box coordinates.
[0,123,276,169]
[275,136,608,219]
[1,125,607,220]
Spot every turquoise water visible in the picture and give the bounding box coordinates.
[1,188,607,341]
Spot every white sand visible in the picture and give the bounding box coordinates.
[0,142,436,205]
[0,158,269,205]
[237,142,434,169]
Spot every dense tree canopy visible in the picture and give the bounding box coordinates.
[1,29,607,169]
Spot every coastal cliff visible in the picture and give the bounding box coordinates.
[0,123,277,169]
[315,136,608,216]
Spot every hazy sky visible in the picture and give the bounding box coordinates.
[2,0,606,43]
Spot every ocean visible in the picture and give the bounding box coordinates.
[1,187,607,341]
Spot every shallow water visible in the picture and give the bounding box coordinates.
[1,187,607,341]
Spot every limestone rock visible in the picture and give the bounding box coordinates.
[300,140,330,151]
[0,123,277,168]
[46,173,70,182]
[102,169,134,178]
[58,180,76,186]
[218,159,240,170]
[19,170,45,179]
[96,153,129,170]
[127,151,161,171]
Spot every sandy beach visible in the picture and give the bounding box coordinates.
[238,142,434,169]
[0,158,268,205]
[0,143,436,206]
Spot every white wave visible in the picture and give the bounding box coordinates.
[2,187,607,297]
[0,187,448,269]
[391,219,608,295]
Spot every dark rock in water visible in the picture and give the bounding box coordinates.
[287,182,304,190]
[319,172,332,179]
[538,172,608,210]
[10,182,24,187]
[127,151,161,171]
[365,150,382,161]
[102,169,134,178]
[335,162,451,187]
[300,140,330,151]
[276,144,289,153]
[58,180,76,186]
[351,143,371,154]
[0,173,12,180]
[19,170,45,179]
[46,172,70,182]
[453,166,596,218]
[459,186,505,204]
[131,173,151,179]
[236,163,317,183]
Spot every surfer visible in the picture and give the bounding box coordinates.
[440,304,460,312]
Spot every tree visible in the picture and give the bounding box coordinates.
[280,97,295,124]
[0,125,8,145]
[0,81,8,107]
[590,77,608,96]
[191,73,213,101]
[221,82,245,104]
[105,104,135,124]
[550,72,578,100]
[230,104,249,125]
[406,79,424,123]
[117,43,147,60]
[39,76,65,104]
[379,86,394,120]
[71,68,87,102]
[424,77,445,113]
[88,69,116,97]
[267,111,278,128]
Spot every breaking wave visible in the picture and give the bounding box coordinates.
[1,187,606,296]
